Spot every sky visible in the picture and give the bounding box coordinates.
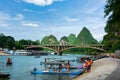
[0,0,107,41]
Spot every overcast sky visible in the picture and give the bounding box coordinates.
[0,0,107,41]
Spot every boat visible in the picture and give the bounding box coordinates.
[41,58,84,69]
[15,50,31,55]
[31,69,85,75]
[32,58,85,76]
[6,58,12,65]
[6,62,12,65]
[42,58,74,64]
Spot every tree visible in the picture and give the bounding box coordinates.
[0,34,15,49]
[103,0,120,52]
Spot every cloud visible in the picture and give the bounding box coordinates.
[39,25,82,40]
[22,22,39,28]
[23,9,35,12]
[93,33,106,41]
[0,23,9,27]
[80,0,106,15]
[22,0,63,6]
[0,12,11,20]
[0,12,24,21]
[48,9,56,12]
[13,14,24,20]
[65,17,79,22]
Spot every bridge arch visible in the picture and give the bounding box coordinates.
[59,46,105,53]
[26,46,58,53]
[25,45,105,55]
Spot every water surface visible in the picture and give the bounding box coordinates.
[0,54,85,80]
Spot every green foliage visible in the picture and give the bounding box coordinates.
[103,0,120,52]
[18,39,40,45]
[15,39,40,49]
[60,36,69,42]
[75,27,98,45]
[41,35,59,45]
[112,40,120,51]
[68,34,76,45]
[59,36,69,45]
[63,48,99,55]
[15,41,25,49]
[0,33,15,49]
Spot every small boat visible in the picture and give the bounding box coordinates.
[6,58,12,65]
[6,62,12,65]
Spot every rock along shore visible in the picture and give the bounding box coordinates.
[73,58,120,80]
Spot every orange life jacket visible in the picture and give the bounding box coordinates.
[83,62,89,67]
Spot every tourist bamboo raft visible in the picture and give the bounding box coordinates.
[32,58,85,75]
[31,69,84,75]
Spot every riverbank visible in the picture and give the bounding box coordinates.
[0,51,10,55]
[73,58,120,80]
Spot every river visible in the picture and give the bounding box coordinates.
[0,54,86,80]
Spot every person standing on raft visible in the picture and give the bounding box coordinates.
[83,58,93,72]
[66,61,70,72]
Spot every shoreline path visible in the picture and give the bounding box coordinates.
[73,58,120,80]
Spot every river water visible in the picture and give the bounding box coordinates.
[0,54,86,80]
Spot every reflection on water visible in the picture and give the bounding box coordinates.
[0,54,85,80]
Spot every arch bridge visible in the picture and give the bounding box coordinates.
[24,44,105,55]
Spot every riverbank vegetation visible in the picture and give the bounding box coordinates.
[102,0,120,52]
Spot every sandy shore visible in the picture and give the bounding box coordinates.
[73,58,119,80]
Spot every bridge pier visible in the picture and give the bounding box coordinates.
[58,52,62,55]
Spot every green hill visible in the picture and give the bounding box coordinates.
[59,36,69,45]
[41,35,59,45]
[68,34,76,45]
[75,27,98,45]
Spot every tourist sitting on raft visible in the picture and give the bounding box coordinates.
[59,64,63,72]
[59,63,70,72]
[83,57,93,72]
[66,61,70,72]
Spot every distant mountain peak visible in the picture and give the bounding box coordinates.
[75,27,98,44]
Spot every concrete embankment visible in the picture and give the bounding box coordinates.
[73,58,120,80]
